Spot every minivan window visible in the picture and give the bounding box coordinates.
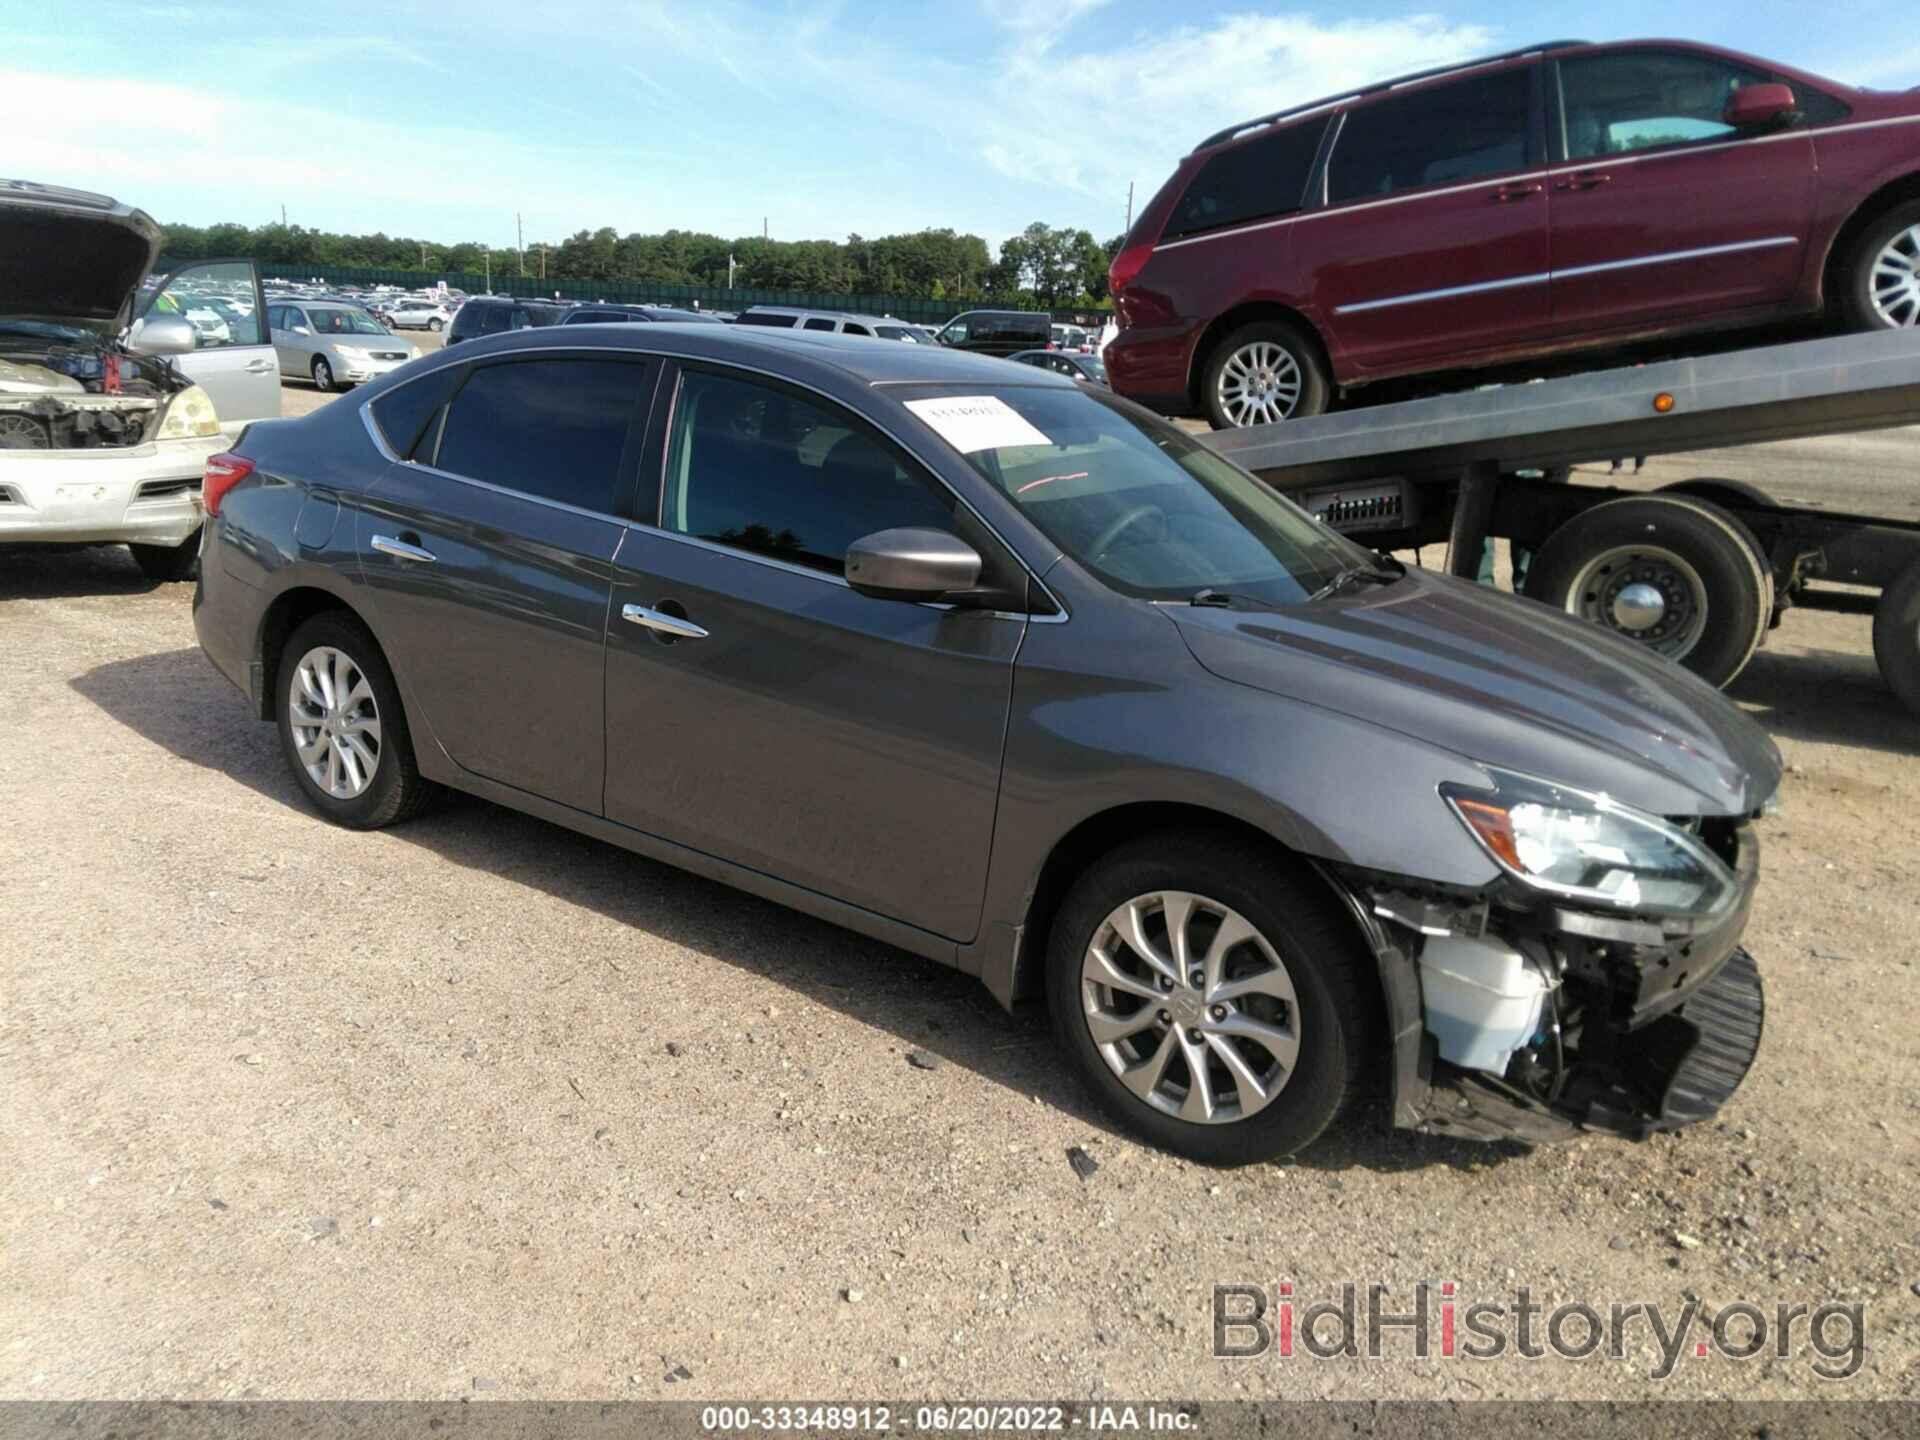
[803,317,837,332]
[434,359,647,513]
[1558,51,1769,159]
[1167,114,1331,239]
[1327,67,1534,203]
[736,311,799,328]
[661,369,955,576]
[915,385,1368,603]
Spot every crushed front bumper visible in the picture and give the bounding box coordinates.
[0,435,224,547]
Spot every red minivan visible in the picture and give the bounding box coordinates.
[1108,38,1920,428]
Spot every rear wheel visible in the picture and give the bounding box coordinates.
[1872,560,1920,720]
[1658,479,1778,627]
[1840,200,1920,330]
[1201,321,1328,430]
[275,612,435,828]
[129,531,200,582]
[1045,831,1379,1165]
[1523,495,1770,688]
[311,356,334,392]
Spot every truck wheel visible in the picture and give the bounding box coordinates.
[129,533,200,582]
[1657,479,1778,625]
[1872,561,1920,719]
[1045,830,1379,1166]
[1201,321,1328,430]
[1841,200,1920,329]
[1523,495,1770,688]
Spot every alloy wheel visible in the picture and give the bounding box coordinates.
[312,358,333,392]
[1079,890,1300,1124]
[288,646,382,800]
[1568,544,1710,660]
[1871,225,1920,327]
[1216,341,1303,427]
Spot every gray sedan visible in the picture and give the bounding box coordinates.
[267,302,416,390]
[191,325,1779,1165]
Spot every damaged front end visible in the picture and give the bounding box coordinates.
[0,344,185,451]
[1327,770,1768,1145]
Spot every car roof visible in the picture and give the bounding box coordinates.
[413,320,1081,389]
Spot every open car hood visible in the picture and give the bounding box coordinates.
[0,180,164,326]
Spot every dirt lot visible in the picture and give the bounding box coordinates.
[2,364,1917,1402]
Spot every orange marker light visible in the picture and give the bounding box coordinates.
[1653,391,1676,414]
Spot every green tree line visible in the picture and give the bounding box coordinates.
[158,219,1128,308]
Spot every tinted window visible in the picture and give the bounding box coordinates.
[434,359,647,512]
[736,311,799,328]
[1558,51,1772,159]
[1328,68,1534,202]
[844,323,871,337]
[661,369,955,576]
[1167,115,1330,239]
[369,366,464,459]
[802,317,837,331]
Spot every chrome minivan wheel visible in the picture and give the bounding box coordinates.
[1201,320,1329,430]
[1047,832,1378,1166]
[275,612,435,829]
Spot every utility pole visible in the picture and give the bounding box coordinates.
[419,243,427,270]
[763,216,768,241]
[1124,181,1134,235]
[484,248,491,292]
[539,244,546,280]
[280,203,287,227]
[516,212,525,277]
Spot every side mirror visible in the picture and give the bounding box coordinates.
[1725,82,1796,130]
[293,325,311,336]
[845,528,981,602]
[125,315,198,355]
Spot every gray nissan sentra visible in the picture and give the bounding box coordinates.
[192,324,1780,1165]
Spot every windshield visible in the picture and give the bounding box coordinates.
[1077,355,1108,380]
[902,386,1370,603]
[307,307,389,335]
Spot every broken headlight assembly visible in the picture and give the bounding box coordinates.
[1441,767,1737,919]
[154,384,220,441]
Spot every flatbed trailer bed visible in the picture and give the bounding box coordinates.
[1198,328,1920,717]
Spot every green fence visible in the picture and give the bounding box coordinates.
[245,262,996,325]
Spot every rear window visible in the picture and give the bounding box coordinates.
[1328,67,1535,203]
[737,311,799,328]
[1166,115,1330,239]
[369,366,463,459]
[433,358,650,512]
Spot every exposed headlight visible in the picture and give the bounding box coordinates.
[155,384,221,440]
[1441,768,1737,917]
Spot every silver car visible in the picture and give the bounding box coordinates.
[268,302,416,391]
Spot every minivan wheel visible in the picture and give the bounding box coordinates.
[1841,200,1920,330]
[275,612,435,829]
[1202,321,1329,430]
[1523,495,1769,687]
[311,356,334,392]
[1045,831,1379,1166]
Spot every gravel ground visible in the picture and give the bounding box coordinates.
[1,366,1916,1402]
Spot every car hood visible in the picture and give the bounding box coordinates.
[1169,569,1782,818]
[0,180,164,325]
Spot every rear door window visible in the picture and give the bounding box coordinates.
[432,358,652,513]
[736,311,799,328]
[369,366,464,460]
[1327,66,1536,202]
[1167,114,1331,239]
[802,317,837,331]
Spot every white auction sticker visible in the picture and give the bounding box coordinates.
[904,395,1053,454]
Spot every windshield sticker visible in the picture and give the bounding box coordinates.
[905,395,1052,454]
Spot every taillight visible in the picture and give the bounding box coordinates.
[202,452,255,516]
[1108,242,1155,297]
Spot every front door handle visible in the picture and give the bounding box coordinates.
[371,533,437,563]
[243,357,276,373]
[1553,171,1613,192]
[1493,181,1543,203]
[622,603,708,640]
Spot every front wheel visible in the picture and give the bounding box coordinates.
[428,317,443,332]
[129,531,200,582]
[1045,831,1379,1165]
[1523,495,1770,688]
[1201,321,1329,430]
[311,356,334,392]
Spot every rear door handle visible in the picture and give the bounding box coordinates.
[1553,171,1613,191]
[371,533,436,563]
[622,603,708,640]
[1494,181,1543,202]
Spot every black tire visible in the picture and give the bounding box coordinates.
[1838,200,1920,331]
[129,530,200,582]
[1658,479,1779,627]
[1523,494,1770,688]
[275,611,436,829]
[1045,830,1380,1166]
[1872,561,1920,720]
[311,356,334,392]
[427,317,443,332]
[1200,320,1329,431]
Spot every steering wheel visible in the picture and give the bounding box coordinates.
[1088,504,1163,563]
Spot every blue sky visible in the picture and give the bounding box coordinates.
[4,0,1915,252]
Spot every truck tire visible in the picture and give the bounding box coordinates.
[1657,479,1778,626]
[1201,320,1329,430]
[1872,561,1920,720]
[1839,199,1920,331]
[1523,495,1770,688]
